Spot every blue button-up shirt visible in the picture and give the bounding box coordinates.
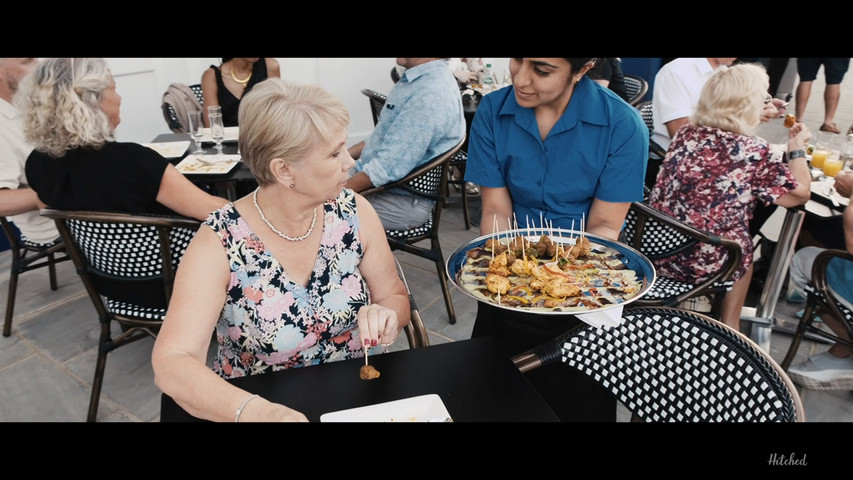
[465,76,648,230]
[354,59,465,188]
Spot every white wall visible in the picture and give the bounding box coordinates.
[105,58,510,147]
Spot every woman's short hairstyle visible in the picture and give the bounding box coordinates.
[238,78,350,186]
[691,63,769,136]
[16,58,115,158]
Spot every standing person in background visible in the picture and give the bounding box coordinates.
[346,58,465,231]
[588,57,629,103]
[648,63,812,331]
[0,58,59,244]
[152,79,410,422]
[464,57,648,421]
[201,57,281,127]
[19,58,227,222]
[793,58,850,134]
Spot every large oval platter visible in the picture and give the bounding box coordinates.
[446,228,656,316]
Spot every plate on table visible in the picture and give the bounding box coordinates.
[175,154,240,175]
[320,394,451,422]
[143,140,191,159]
[198,126,239,143]
[446,228,655,316]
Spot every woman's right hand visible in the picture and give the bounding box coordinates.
[787,122,810,150]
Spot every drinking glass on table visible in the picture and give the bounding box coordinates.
[812,131,839,170]
[208,112,225,158]
[187,110,205,155]
[823,156,845,177]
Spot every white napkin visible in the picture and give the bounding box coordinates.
[574,306,624,329]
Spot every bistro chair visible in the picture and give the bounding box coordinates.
[619,201,742,319]
[623,73,649,107]
[162,83,204,133]
[360,88,387,126]
[360,137,465,325]
[40,209,201,422]
[635,100,668,197]
[780,248,853,377]
[1,216,70,337]
[445,149,473,230]
[395,257,429,349]
[512,306,805,422]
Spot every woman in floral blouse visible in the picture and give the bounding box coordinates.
[648,63,812,330]
[152,79,410,422]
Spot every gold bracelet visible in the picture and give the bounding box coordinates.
[235,394,260,422]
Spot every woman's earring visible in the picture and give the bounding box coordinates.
[289,183,294,189]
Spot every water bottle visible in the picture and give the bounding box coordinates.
[482,63,495,91]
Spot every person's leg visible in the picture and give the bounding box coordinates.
[823,84,842,128]
[365,192,433,231]
[720,263,753,331]
[821,58,850,129]
[788,246,823,297]
[795,58,821,120]
[795,81,813,121]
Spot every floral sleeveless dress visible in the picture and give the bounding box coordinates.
[207,189,371,379]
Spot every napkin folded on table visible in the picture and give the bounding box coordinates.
[574,306,624,329]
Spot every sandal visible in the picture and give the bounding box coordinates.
[820,123,841,134]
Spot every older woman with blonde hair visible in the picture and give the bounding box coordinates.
[19,57,226,221]
[648,63,812,330]
[152,78,410,422]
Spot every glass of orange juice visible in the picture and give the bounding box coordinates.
[811,148,829,168]
[823,158,844,177]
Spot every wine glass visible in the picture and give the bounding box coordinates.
[208,112,225,158]
[187,110,205,155]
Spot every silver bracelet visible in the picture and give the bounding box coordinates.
[235,394,260,422]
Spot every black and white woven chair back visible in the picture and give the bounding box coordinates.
[621,206,695,258]
[360,89,387,126]
[622,74,648,106]
[385,160,446,240]
[561,307,802,422]
[65,217,197,319]
[804,282,853,321]
[620,203,737,305]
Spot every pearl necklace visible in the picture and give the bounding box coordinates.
[253,188,317,242]
[229,64,252,87]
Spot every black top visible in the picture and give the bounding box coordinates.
[26,142,173,217]
[589,58,629,103]
[210,59,270,127]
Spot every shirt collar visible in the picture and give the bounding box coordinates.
[400,59,449,83]
[0,98,18,121]
[500,76,608,133]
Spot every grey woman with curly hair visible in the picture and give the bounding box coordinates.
[19,58,226,221]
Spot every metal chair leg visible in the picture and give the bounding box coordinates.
[3,270,19,337]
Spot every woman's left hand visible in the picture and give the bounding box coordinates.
[357,304,400,348]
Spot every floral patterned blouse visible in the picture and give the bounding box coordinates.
[648,124,799,283]
[207,189,372,379]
